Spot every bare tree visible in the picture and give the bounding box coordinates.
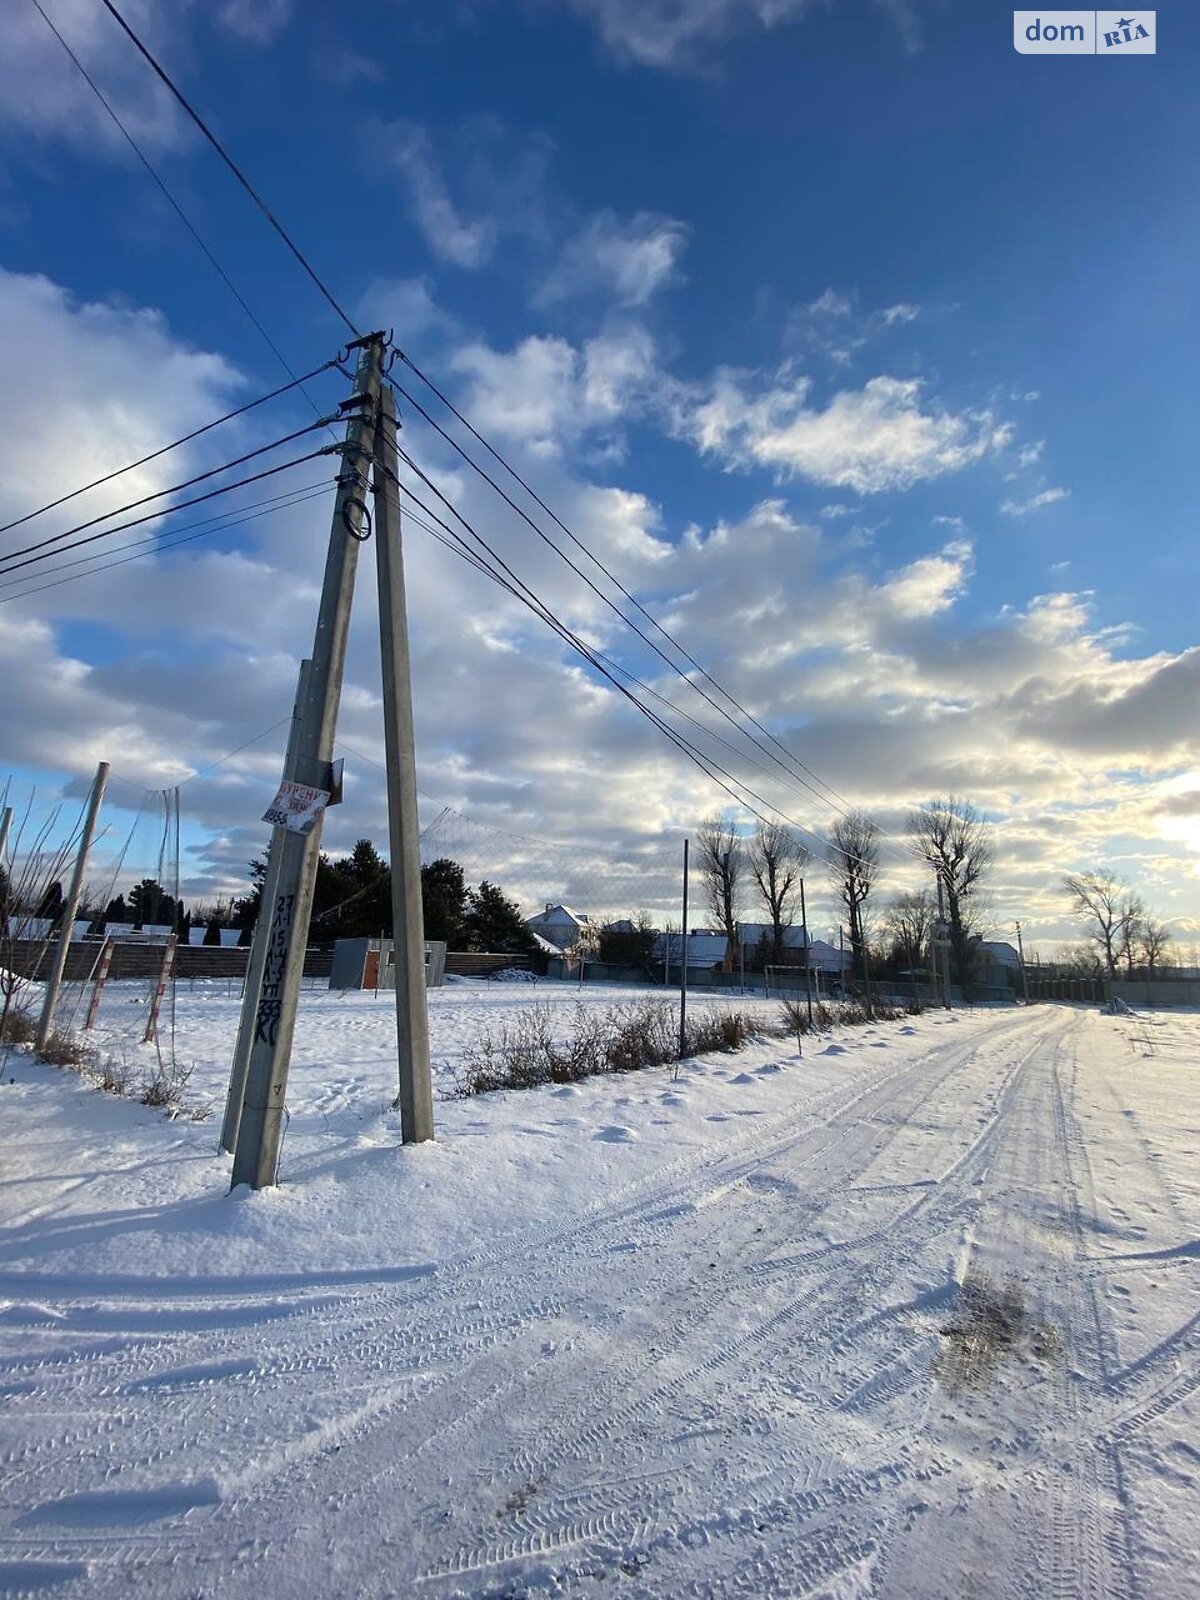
[909,797,993,986]
[1062,869,1142,979]
[697,816,745,966]
[1116,892,1147,977]
[0,799,83,1046]
[826,812,880,979]
[883,888,934,973]
[1137,919,1172,973]
[748,821,809,964]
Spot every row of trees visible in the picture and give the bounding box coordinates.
[696,797,994,986]
[1062,870,1174,976]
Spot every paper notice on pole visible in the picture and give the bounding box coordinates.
[262,781,330,835]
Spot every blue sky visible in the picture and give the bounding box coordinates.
[0,0,1197,951]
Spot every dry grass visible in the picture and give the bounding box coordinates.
[452,1000,759,1098]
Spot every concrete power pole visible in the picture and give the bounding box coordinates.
[372,384,434,1143]
[220,658,310,1155]
[678,837,690,1058]
[36,761,109,1052]
[1015,919,1030,1005]
[232,334,387,1190]
[799,877,814,1028]
[935,872,952,1010]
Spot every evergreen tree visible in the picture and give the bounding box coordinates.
[36,880,65,922]
[103,894,129,925]
[421,858,467,946]
[462,881,535,954]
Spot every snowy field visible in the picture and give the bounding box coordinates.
[0,989,1196,1599]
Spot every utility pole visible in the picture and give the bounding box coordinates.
[372,384,434,1143]
[232,335,386,1190]
[1015,919,1030,1005]
[737,921,745,995]
[36,761,109,1052]
[936,871,952,1009]
[0,806,12,870]
[678,837,690,1059]
[799,877,814,1028]
[221,659,310,1155]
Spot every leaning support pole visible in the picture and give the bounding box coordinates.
[36,761,109,1053]
[143,932,177,1044]
[83,936,115,1030]
[0,806,12,871]
[372,385,434,1143]
[231,335,385,1192]
[220,659,310,1155]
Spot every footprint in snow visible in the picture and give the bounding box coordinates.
[820,1044,847,1056]
[730,1072,757,1085]
[594,1125,638,1143]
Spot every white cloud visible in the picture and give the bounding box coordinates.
[386,123,495,269]
[539,211,689,307]
[564,0,923,67]
[0,0,183,155]
[448,325,658,456]
[381,118,555,273]
[676,370,1011,493]
[2,268,1195,944]
[215,0,293,44]
[1000,486,1069,515]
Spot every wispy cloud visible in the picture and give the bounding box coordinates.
[1001,486,1070,516]
[538,210,689,307]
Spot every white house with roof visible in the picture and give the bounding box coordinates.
[738,923,852,975]
[525,902,592,952]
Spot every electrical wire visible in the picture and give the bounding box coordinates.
[24,0,337,436]
[98,0,359,339]
[0,357,334,539]
[393,357,859,816]
[0,418,335,572]
[0,450,330,581]
[377,456,850,851]
[382,392,855,825]
[0,480,331,604]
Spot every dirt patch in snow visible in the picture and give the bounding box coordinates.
[935,1270,1062,1391]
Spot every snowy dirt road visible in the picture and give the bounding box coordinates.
[0,1002,1195,1598]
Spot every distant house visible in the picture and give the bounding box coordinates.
[974,940,1022,988]
[653,930,730,970]
[525,902,592,951]
[738,923,852,975]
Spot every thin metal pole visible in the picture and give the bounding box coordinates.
[221,659,309,1155]
[678,838,690,1058]
[373,383,434,1143]
[232,334,385,1191]
[36,761,109,1052]
[799,878,814,1028]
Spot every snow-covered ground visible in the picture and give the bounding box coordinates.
[0,990,1195,1598]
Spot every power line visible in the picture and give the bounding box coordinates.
[98,0,359,338]
[0,450,331,580]
[0,480,332,606]
[382,390,854,826]
[0,420,335,573]
[381,459,859,853]
[24,0,336,422]
[394,355,859,817]
[0,360,335,540]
